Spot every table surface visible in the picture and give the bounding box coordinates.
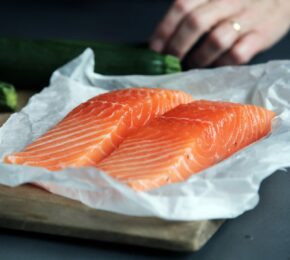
[0,1,290,259]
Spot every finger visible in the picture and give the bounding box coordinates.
[189,10,255,67]
[214,32,266,66]
[188,21,242,67]
[150,0,207,53]
[164,0,244,59]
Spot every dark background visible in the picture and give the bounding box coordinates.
[0,0,290,63]
[0,1,290,259]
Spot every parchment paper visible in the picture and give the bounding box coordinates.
[0,48,289,221]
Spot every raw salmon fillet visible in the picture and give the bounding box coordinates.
[4,88,193,170]
[97,100,275,191]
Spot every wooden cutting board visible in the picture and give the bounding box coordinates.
[0,91,224,251]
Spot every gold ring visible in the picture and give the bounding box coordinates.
[231,21,242,32]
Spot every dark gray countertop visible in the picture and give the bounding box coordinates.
[0,1,289,259]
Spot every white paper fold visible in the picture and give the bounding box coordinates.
[0,48,289,221]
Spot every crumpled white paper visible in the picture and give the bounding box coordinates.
[0,48,290,221]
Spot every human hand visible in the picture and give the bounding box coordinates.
[150,0,290,68]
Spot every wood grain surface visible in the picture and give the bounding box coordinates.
[0,91,223,251]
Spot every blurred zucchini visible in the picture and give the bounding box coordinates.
[0,38,181,89]
[0,81,17,112]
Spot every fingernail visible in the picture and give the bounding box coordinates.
[150,38,164,53]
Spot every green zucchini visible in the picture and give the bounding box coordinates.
[0,81,17,112]
[0,38,181,89]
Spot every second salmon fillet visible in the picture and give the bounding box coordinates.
[4,88,193,170]
[97,100,275,191]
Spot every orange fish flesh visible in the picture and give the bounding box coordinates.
[97,100,275,191]
[4,88,193,170]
